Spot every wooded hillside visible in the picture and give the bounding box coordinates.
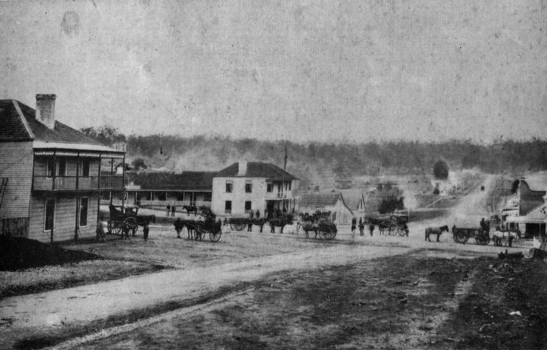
[81,127,547,182]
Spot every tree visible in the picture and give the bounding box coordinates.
[433,160,449,180]
[80,126,126,146]
[131,158,148,171]
[378,196,405,214]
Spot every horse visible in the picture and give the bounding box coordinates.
[493,230,519,247]
[268,214,294,233]
[131,215,156,236]
[425,225,449,242]
[183,220,202,240]
[249,218,267,232]
[298,220,319,238]
[183,205,198,216]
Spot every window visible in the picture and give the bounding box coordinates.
[226,180,233,193]
[45,199,55,231]
[204,192,212,202]
[287,181,292,191]
[81,159,90,177]
[244,201,252,213]
[46,158,55,177]
[267,182,273,193]
[176,192,184,201]
[245,181,252,193]
[225,201,232,214]
[57,158,66,176]
[79,197,89,227]
[156,191,167,201]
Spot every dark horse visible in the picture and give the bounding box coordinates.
[425,225,449,242]
[131,215,156,236]
[268,214,294,233]
[183,205,198,216]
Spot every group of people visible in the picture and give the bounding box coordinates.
[351,217,376,237]
[166,205,177,217]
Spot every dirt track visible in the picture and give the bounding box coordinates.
[0,175,533,349]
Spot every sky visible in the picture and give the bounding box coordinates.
[1,0,546,144]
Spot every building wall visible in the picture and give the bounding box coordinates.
[29,194,99,242]
[0,141,33,220]
[212,177,268,217]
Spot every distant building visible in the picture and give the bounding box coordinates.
[211,162,299,217]
[334,174,353,189]
[297,192,354,225]
[502,179,546,237]
[0,95,125,242]
[118,171,215,209]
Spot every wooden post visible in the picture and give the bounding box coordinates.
[75,152,80,240]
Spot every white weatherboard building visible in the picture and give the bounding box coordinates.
[0,95,125,242]
[211,162,299,218]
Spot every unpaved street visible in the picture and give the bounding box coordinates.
[0,175,532,349]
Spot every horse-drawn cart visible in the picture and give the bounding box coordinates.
[452,226,490,245]
[108,205,139,235]
[390,215,409,236]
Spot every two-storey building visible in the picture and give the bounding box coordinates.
[0,95,125,242]
[211,162,299,217]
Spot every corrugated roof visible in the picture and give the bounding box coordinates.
[215,162,298,180]
[0,99,112,149]
[126,171,215,191]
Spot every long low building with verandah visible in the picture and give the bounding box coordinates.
[107,171,216,214]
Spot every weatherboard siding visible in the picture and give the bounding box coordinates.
[0,141,33,220]
[29,194,98,242]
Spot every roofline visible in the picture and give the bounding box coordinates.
[33,141,125,154]
[13,100,35,139]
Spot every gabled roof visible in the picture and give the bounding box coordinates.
[298,192,353,212]
[126,171,215,191]
[0,99,122,153]
[215,162,298,181]
[518,180,546,216]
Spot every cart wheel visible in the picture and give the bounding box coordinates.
[476,234,490,245]
[389,225,398,236]
[110,221,122,235]
[234,223,246,231]
[323,229,336,240]
[209,229,222,242]
[398,227,407,236]
[454,230,466,244]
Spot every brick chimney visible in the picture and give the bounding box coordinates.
[237,161,247,176]
[36,94,56,129]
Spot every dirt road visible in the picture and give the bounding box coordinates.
[0,174,530,349]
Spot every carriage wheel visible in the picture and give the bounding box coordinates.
[233,223,246,231]
[110,221,122,235]
[322,229,336,240]
[476,233,490,245]
[455,231,469,244]
[209,229,222,242]
[389,225,398,236]
[397,227,407,236]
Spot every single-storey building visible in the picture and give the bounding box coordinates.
[501,179,546,237]
[297,192,354,225]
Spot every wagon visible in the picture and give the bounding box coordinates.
[108,205,139,235]
[228,217,248,231]
[452,226,490,245]
[390,215,409,237]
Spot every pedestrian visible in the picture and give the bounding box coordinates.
[223,217,228,226]
[248,222,253,232]
[249,210,254,219]
[174,218,184,238]
[166,205,171,217]
[143,225,149,241]
[369,222,375,236]
[351,222,356,236]
[256,209,261,219]
[96,220,106,243]
[359,217,363,226]
[171,206,176,217]
[359,221,365,236]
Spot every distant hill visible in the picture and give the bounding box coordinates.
[80,127,547,185]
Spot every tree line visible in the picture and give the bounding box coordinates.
[80,127,547,177]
